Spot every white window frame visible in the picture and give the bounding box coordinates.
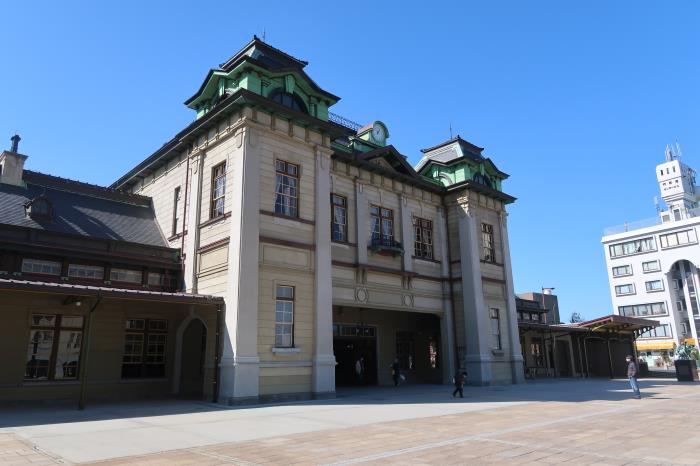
[645,280,664,293]
[275,285,295,348]
[22,259,61,276]
[612,265,632,277]
[68,264,104,280]
[609,237,657,258]
[642,260,661,273]
[615,283,636,296]
[660,229,698,249]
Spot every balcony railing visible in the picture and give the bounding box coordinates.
[604,206,700,236]
[328,112,362,132]
[369,235,403,256]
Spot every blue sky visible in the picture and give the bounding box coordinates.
[2,1,698,319]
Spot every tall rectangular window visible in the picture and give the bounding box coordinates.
[121,319,168,378]
[22,259,61,276]
[331,194,347,242]
[490,308,501,350]
[25,314,84,381]
[481,223,495,263]
[172,186,181,236]
[275,160,299,217]
[612,265,632,277]
[413,217,433,259]
[370,205,394,244]
[210,163,226,219]
[275,285,294,347]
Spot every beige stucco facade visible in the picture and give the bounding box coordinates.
[125,102,524,403]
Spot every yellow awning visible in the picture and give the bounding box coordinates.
[684,338,696,345]
[635,341,675,351]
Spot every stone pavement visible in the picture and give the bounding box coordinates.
[1,378,699,465]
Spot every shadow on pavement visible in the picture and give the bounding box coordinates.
[0,377,695,429]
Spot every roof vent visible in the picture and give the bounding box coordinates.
[0,134,28,187]
[10,134,20,153]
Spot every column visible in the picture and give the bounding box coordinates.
[183,151,204,293]
[220,126,260,403]
[457,201,493,385]
[399,194,412,273]
[437,206,456,384]
[312,145,336,396]
[689,264,700,342]
[498,211,525,383]
[355,180,368,264]
[678,264,696,346]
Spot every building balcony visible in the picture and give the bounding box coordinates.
[369,235,403,256]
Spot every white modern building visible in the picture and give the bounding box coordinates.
[602,146,700,367]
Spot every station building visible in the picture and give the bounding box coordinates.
[111,37,525,403]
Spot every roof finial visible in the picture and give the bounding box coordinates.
[262,28,266,42]
[10,134,20,153]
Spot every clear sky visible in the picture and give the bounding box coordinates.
[2,1,698,320]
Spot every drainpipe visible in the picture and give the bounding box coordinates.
[180,150,191,290]
[78,296,103,410]
[442,199,460,374]
[212,303,225,403]
[191,152,206,294]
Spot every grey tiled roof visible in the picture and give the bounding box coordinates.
[0,171,167,247]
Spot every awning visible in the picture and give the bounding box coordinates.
[635,341,676,351]
[683,338,696,345]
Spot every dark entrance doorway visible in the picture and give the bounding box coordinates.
[333,325,377,386]
[179,319,206,398]
[555,340,571,376]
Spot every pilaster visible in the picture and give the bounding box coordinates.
[438,206,456,383]
[312,145,336,396]
[399,194,412,273]
[356,180,368,264]
[183,151,204,293]
[456,199,493,385]
[498,211,525,383]
[220,126,260,403]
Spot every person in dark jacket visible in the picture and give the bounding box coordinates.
[391,358,401,386]
[452,372,467,398]
[626,355,641,399]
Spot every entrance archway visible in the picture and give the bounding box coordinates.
[178,319,207,398]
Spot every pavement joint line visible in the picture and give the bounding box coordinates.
[322,392,700,466]
[185,447,263,466]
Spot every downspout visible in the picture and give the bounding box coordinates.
[78,296,103,410]
[213,302,225,403]
[180,150,191,290]
[191,151,206,294]
[442,199,460,373]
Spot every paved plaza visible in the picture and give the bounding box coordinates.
[1,378,699,465]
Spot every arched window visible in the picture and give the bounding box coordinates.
[472,173,492,188]
[267,89,307,114]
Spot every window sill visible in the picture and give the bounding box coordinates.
[200,212,231,228]
[272,347,301,354]
[413,256,441,264]
[332,240,356,248]
[481,260,503,266]
[491,349,504,356]
[646,289,665,293]
[260,210,315,225]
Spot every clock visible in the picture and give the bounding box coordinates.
[371,123,386,144]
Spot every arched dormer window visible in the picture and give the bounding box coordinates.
[267,89,308,114]
[25,195,53,221]
[472,173,492,188]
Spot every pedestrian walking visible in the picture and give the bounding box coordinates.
[391,358,401,386]
[452,371,467,398]
[355,356,365,385]
[626,355,641,399]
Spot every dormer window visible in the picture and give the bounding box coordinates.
[25,196,53,221]
[472,173,492,188]
[267,89,307,114]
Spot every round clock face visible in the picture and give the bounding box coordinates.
[372,124,385,143]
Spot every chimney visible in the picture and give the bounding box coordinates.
[0,134,28,187]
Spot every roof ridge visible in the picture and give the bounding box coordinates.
[23,170,151,206]
[220,36,308,70]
